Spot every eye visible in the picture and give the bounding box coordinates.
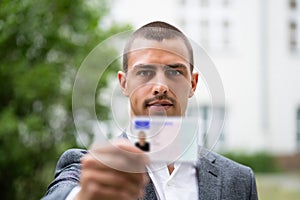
[165,69,182,76]
[136,70,155,77]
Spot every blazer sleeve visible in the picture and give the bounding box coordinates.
[249,168,258,200]
[41,149,87,200]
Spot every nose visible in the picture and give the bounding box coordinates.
[151,73,169,95]
[152,84,168,95]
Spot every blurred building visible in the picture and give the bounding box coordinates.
[108,0,300,155]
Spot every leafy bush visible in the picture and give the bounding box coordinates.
[222,151,280,173]
[0,0,130,199]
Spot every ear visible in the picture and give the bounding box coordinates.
[189,72,198,98]
[118,71,129,96]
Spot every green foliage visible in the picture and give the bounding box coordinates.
[222,151,280,173]
[0,0,130,199]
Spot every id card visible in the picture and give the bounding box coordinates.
[129,117,199,162]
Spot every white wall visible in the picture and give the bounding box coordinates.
[268,0,300,154]
[111,0,180,28]
[108,0,300,154]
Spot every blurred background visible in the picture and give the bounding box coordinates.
[0,0,299,199]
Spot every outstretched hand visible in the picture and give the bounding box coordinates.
[75,139,149,200]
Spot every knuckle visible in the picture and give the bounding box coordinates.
[114,175,125,185]
[119,190,134,200]
[81,154,101,168]
[81,154,93,165]
[80,171,95,184]
[84,182,102,199]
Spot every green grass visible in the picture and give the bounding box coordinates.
[256,173,300,200]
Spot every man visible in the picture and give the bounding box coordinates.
[43,21,258,200]
[135,131,150,152]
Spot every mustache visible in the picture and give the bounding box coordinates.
[144,94,176,106]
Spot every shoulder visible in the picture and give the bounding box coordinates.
[197,148,257,200]
[55,148,87,174]
[213,151,251,172]
[42,149,87,200]
[199,148,254,177]
[199,149,257,195]
[198,148,256,184]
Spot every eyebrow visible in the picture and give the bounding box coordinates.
[133,64,157,71]
[133,63,188,70]
[164,63,189,70]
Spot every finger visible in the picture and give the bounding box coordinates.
[82,152,147,175]
[88,142,149,173]
[90,138,143,154]
[81,169,144,197]
[80,181,137,200]
[82,156,147,188]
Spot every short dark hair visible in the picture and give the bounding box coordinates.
[122,21,194,73]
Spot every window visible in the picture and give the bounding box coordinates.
[179,0,186,5]
[290,21,298,51]
[288,0,300,53]
[200,19,210,49]
[222,20,230,49]
[200,105,209,147]
[200,0,209,7]
[199,105,226,150]
[290,0,297,9]
[223,0,230,7]
[297,108,300,150]
[197,0,237,53]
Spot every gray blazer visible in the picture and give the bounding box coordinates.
[42,147,258,200]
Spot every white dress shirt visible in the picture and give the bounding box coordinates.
[147,162,198,200]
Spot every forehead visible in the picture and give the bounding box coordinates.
[127,38,190,68]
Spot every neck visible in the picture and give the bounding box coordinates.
[168,164,174,174]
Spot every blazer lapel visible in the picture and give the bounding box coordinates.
[119,132,157,200]
[197,148,222,200]
[141,178,158,200]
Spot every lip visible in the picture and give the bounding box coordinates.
[146,100,173,111]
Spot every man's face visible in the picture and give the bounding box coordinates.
[118,38,198,117]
